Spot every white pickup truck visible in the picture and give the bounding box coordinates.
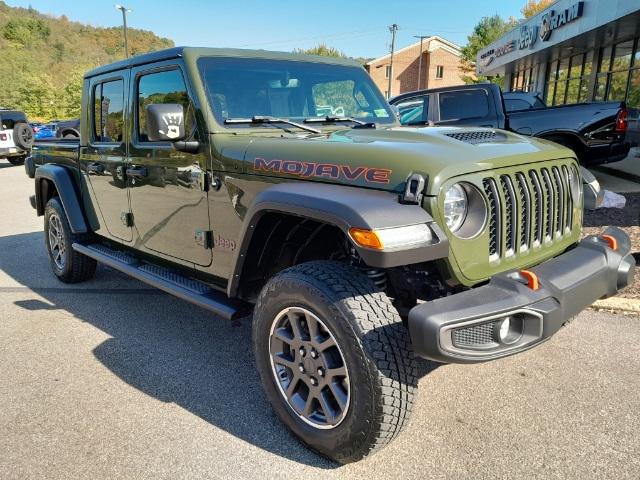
[0,109,34,165]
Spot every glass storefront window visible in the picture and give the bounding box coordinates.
[628,69,640,107]
[583,51,594,77]
[578,80,590,103]
[546,82,556,104]
[547,60,559,83]
[594,74,607,101]
[608,71,630,101]
[599,46,613,73]
[566,79,581,104]
[557,57,570,82]
[612,40,634,71]
[570,54,583,78]
[554,80,566,105]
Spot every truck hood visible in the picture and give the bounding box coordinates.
[232,126,574,195]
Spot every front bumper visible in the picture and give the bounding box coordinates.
[408,227,635,363]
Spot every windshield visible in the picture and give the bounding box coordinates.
[197,57,395,127]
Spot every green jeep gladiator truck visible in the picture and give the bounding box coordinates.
[25,47,634,463]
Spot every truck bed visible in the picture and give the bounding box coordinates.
[32,138,80,171]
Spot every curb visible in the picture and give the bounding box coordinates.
[590,296,640,315]
[592,165,640,185]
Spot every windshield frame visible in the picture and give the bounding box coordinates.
[196,56,397,132]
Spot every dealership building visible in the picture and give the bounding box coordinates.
[477,0,640,108]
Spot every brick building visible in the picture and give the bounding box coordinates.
[365,36,465,98]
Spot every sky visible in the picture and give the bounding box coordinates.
[6,0,524,59]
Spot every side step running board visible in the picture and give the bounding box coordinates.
[72,243,241,320]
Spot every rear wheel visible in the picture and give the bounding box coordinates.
[44,197,96,283]
[253,261,417,464]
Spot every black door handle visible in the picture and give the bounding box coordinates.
[126,166,147,179]
[87,163,105,174]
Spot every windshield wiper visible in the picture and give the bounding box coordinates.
[304,115,365,125]
[304,116,377,129]
[224,116,320,134]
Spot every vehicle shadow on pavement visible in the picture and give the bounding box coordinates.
[2,231,442,468]
[0,162,18,170]
[1,231,343,468]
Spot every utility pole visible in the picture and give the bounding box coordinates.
[387,24,399,99]
[414,35,429,90]
[115,4,132,58]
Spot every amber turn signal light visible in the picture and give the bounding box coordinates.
[349,228,383,250]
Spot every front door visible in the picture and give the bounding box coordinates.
[81,73,132,242]
[127,63,212,267]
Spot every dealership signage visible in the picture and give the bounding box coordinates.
[539,1,585,41]
[479,40,516,67]
[519,24,538,49]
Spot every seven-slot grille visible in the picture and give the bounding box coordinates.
[482,163,577,260]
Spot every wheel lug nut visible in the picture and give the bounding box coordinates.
[299,347,306,357]
[310,349,318,359]
[309,377,318,386]
[317,367,324,377]
[298,364,305,374]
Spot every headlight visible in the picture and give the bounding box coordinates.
[444,184,468,232]
[568,166,582,203]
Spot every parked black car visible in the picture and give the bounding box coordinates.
[390,83,631,166]
[55,118,80,138]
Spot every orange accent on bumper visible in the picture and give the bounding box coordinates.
[520,270,540,291]
[600,234,618,251]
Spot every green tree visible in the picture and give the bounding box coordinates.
[294,44,347,58]
[61,69,84,118]
[460,15,517,85]
[2,17,50,44]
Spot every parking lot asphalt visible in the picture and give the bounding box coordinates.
[1,161,639,479]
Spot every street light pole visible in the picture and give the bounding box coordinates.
[387,24,399,99]
[114,4,132,58]
[414,35,429,90]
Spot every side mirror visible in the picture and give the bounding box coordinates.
[146,103,186,142]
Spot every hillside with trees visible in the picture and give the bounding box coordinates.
[0,1,173,121]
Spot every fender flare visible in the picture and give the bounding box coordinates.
[227,182,449,297]
[34,164,88,234]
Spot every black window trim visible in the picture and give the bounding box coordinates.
[89,74,126,147]
[132,63,196,150]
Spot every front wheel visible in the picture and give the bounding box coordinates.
[253,261,417,463]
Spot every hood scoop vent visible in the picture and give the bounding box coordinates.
[445,130,507,145]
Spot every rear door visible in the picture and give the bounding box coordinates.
[80,73,132,242]
[127,61,212,267]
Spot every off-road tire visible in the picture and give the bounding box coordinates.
[13,123,34,150]
[7,155,26,166]
[44,197,96,283]
[253,261,417,464]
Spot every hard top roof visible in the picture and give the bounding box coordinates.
[85,46,362,78]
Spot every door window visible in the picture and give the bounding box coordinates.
[438,90,489,121]
[93,79,124,143]
[395,95,429,124]
[137,69,193,142]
